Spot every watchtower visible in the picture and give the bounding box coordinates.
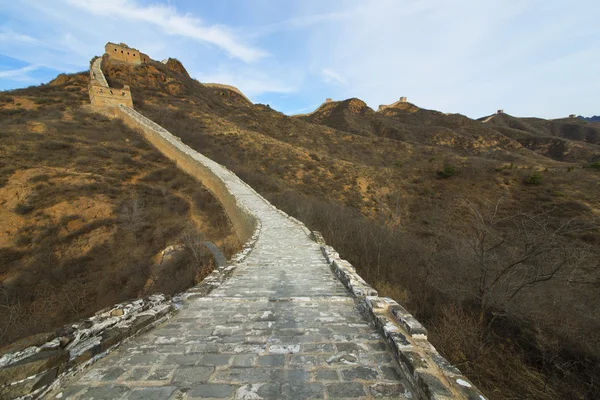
[497,109,504,114]
[399,96,407,103]
[88,81,133,109]
[325,98,333,103]
[105,42,150,65]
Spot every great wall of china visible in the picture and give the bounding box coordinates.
[0,44,487,400]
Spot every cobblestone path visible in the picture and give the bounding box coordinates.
[48,120,415,399]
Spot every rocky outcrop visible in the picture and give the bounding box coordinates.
[165,58,190,79]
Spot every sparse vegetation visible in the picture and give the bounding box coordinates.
[0,78,239,348]
[438,164,457,178]
[525,171,543,185]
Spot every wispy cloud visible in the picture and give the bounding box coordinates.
[0,65,40,81]
[66,0,267,62]
[0,30,42,45]
[249,9,358,37]
[321,68,347,86]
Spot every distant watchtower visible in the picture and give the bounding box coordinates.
[399,96,407,103]
[325,98,333,103]
[497,109,504,114]
[569,114,577,118]
[105,42,149,65]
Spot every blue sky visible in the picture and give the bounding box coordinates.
[0,0,598,118]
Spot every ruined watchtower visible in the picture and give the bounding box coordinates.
[88,82,133,109]
[399,96,407,103]
[325,98,333,103]
[105,42,149,65]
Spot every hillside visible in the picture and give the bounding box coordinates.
[480,113,600,162]
[0,76,239,349]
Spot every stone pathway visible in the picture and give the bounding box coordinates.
[46,110,415,400]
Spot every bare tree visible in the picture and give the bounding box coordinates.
[0,285,23,343]
[460,197,594,323]
[119,196,145,232]
[58,281,90,318]
[181,223,206,267]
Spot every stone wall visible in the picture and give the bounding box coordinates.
[202,83,252,104]
[378,96,408,112]
[292,98,339,117]
[316,236,487,399]
[88,83,133,109]
[88,57,133,110]
[89,57,108,88]
[104,42,149,64]
[115,106,257,244]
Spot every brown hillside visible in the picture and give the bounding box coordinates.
[0,75,239,349]
[483,113,600,162]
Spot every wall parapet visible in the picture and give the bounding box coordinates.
[89,58,108,88]
[318,237,487,400]
[115,105,257,244]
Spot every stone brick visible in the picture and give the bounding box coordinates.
[189,384,237,398]
[327,382,366,398]
[172,366,214,385]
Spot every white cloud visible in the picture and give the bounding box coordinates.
[321,68,348,86]
[66,0,267,62]
[0,65,40,81]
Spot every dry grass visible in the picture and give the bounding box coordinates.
[0,74,239,348]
